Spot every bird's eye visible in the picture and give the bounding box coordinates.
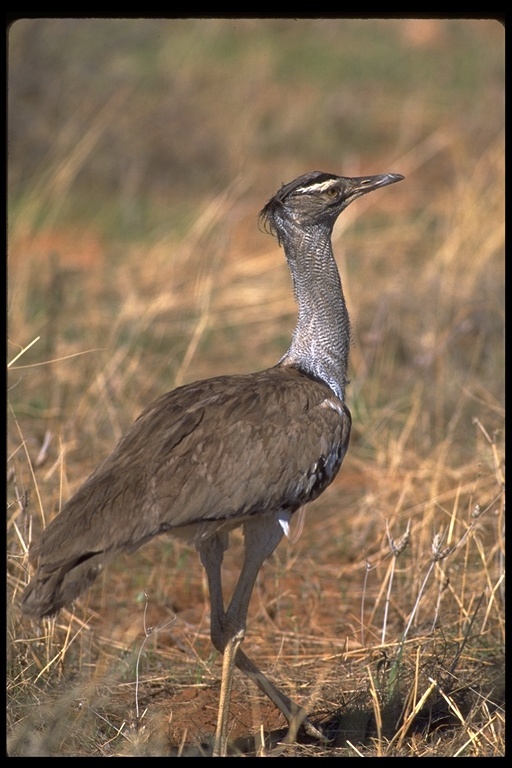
[325,186,339,198]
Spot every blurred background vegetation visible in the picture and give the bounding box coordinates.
[8,19,504,756]
[8,19,503,226]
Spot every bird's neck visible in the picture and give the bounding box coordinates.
[280,227,350,401]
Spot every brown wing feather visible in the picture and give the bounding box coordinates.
[21,364,350,618]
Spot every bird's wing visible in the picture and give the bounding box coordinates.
[22,366,350,617]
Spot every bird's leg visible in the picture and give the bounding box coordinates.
[197,531,229,651]
[226,516,324,742]
[232,647,324,742]
[198,521,324,755]
[198,532,237,756]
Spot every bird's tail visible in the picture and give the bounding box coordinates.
[21,549,113,619]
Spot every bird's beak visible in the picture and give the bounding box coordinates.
[348,173,405,196]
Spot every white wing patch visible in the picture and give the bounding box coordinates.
[278,510,291,538]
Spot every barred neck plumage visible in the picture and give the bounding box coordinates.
[260,170,404,402]
[279,221,350,401]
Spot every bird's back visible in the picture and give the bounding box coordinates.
[22,363,351,618]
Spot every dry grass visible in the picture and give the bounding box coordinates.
[7,19,504,757]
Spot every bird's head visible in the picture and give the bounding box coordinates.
[259,171,404,244]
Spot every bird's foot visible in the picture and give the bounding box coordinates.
[301,716,327,742]
[281,709,328,745]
